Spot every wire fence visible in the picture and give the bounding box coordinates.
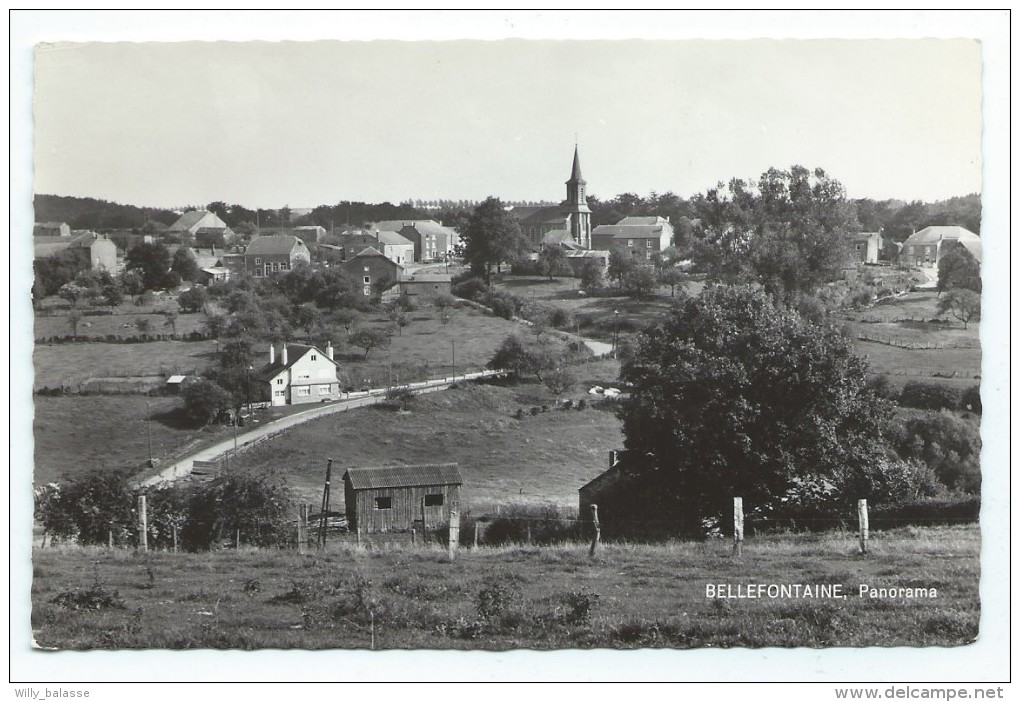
[857,332,980,350]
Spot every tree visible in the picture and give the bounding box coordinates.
[177,287,208,313]
[936,289,981,329]
[330,308,357,334]
[183,470,292,548]
[290,303,321,336]
[171,247,200,282]
[349,328,390,358]
[692,166,859,303]
[937,245,981,294]
[537,245,569,280]
[135,317,151,334]
[125,242,173,290]
[100,276,124,307]
[163,310,180,337]
[181,378,234,425]
[607,249,637,287]
[58,282,87,308]
[34,468,136,545]
[621,266,657,300]
[487,334,558,382]
[579,257,606,292]
[658,266,689,297]
[462,197,529,282]
[67,309,83,336]
[542,367,574,397]
[204,313,226,338]
[613,286,891,535]
[119,269,146,297]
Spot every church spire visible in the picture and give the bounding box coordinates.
[569,144,586,185]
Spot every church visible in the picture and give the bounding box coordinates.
[507,146,592,249]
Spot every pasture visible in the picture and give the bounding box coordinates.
[31,524,980,650]
[219,372,624,508]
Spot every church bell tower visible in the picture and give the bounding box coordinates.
[565,145,592,248]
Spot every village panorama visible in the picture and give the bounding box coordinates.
[31,147,982,650]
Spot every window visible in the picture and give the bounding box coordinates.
[424,494,444,507]
[310,354,317,361]
[374,496,392,510]
[646,239,653,247]
[276,378,284,385]
[364,266,370,272]
[295,387,311,397]
[627,239,634,247]
[274,390,285,397]
[255,258,262,265]
[363,285,371,296]
[364,276,371,284]
[319,385,332,395]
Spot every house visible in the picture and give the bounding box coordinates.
[848,231,883,264]
[34,222,71,237]
[254,342,343,406]
[398,272,453,301]
[196,266,230,285]
[590,216,674,262]
[565,249,610,277]
[243,235,312,277]
[372,220,460,263]
[34,231,119,274]
[258,225,328,248]
[507,146,592,249]
[339,246,402,302]
[343,463,463,534]
[899,226,981,268]
[335,229,415,265]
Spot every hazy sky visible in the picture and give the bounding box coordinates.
[33,38,982,209]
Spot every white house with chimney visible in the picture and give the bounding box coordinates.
[255,342,343,406]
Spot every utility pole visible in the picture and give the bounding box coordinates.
[318,458,333,548]
[451,340,456,383]
[145,400,153,466]
[613,309,619,356]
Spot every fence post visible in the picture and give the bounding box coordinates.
[108,529,113,549]
[858,499,869,554]
[297,504,307,555]
[733,497,743,557]
[588,504,601,557]
[474,521,480,548]
[236,528,241,550]
[411,527,416,545]
[356,523,362,547]
[137,495,148,552]
[172,525,178,553]
[448,506,460,562]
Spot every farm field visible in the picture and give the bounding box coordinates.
[225,370,624,509]
[34,307,208,341]
[31,524,980,650]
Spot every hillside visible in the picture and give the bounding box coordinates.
[231,375,625,510]
[33,194,179,230]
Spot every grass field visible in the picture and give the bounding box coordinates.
[30,524,979,650]
[225,371,624,508]
[33,339,219,390]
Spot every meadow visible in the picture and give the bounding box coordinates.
[30,524,980,650]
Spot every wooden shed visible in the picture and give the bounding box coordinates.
[343,463,462,534]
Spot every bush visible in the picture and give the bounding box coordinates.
[35,468,136,545]
[869,496,980,529]
[899,381,962,411]
[182,470,293,549]
[476,572,525,626]
[452,276,488,302]
[961,385,981,413]
[897,411,981,493]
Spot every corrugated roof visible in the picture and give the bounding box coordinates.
[168,210,225,232]
[373,220,457,240]
[902,226,980,246]
[616,216,668,226]
[344,463,462,490]
[246,235,307,256]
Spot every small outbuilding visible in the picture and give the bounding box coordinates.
[343,463,462,534]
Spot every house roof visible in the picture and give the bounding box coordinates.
[374,220,457,240]
[254,342,338,381]
[903,226,980,246]
[344,463,463,490]
[245,235,307,256]
[541,229,574,246]
[616,216,668,226]
[956,238,982,262]
[33,239,72,258]
[851,231,882,241]
[168,210,224,232]
[374,230,415,247]
[591,224,667,239]
[352,245,387,258]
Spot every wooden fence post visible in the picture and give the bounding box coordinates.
[411,527,416,545]
[733,497,743,557]
[108,529,113,549]
[858,499,869,554]
[588,504,601,557]
[137,495,148,552]
[356,523,362,547]
[421,497,428,544]
[172,525,178,553]
[236,528,241,551]
[297,504,307,555]
[448,506,460,561]
[474,521,480,548]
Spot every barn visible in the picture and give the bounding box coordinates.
[343,463,462,534]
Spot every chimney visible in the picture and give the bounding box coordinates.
[282,344,289,366]
[269,343,275,365]
[326,342,334,361]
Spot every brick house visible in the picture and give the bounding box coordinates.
[339,246,403,302]
[848,231,883,264]
[254,342,343,406]
[34,231,119,274]
[372,220,460,262]
[899,226,981,269]
[243,235,312,277]
[335,229,415,266]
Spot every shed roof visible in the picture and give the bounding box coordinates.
[344,463,462,490]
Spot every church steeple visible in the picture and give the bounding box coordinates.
[564,144,591,248]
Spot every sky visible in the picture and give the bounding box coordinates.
[31,32,983,210]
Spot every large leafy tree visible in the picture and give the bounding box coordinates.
[613,286,891,534]
[462,197,529,282]
[692,166,859,303]
[937,245,981,294]
[125,241,173,291]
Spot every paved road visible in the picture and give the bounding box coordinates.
[136,370,503,488]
